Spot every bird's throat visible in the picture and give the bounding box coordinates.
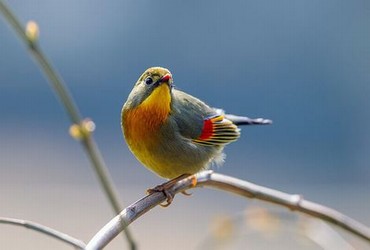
[123,84,171,144]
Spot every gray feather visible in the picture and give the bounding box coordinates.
[170,89,217,139]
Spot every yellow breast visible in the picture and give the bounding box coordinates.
[122,84,171,153]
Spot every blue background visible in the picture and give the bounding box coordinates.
[1,1,369,249]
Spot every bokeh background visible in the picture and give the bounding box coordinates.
[1,0,370,249]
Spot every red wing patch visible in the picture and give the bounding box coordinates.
[192,115,240,146]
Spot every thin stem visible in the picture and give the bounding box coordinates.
[85,171,370,250]
[0,1,136,249]
[80,137,125,223]
[0,217,86,249]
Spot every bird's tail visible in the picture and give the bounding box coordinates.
[225,114,272,126]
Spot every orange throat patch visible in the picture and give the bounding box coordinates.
[123,84,171,145]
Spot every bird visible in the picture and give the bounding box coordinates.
[121,67,271,205]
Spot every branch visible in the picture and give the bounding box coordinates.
[0,1,136,249]
[0,217,86,249]
[85,170,370,250]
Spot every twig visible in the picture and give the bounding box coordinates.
[85,170,370,250]
[0,217,86,249]
[0,1,136,249]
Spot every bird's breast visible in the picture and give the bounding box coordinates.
[122,85,171,147]
[123,107,167,146]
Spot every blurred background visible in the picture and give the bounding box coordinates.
[1,0,370,249]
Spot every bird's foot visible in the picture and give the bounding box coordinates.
[147,184,174,207]
[181,190,192,196]
[147,174,196,207]
[180,175,198,196]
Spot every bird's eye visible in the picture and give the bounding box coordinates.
[145,77,153,85]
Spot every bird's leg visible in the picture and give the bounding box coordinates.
[147,173,196,207]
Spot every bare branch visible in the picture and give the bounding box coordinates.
[85,170,370,250]
[0,1,136,249]
[0,217,86,249]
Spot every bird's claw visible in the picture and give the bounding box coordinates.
[147,185,174,207]
[181,190,192,196]
[146,173,194,207]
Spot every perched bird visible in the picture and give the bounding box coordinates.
[121,67,271,204]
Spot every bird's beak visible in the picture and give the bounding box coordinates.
[158,74,172,87]
[157,74,173,90]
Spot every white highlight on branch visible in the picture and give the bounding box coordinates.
[85,170,370,250]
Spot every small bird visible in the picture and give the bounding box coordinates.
[121,67,271,204]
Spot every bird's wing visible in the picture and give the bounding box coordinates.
[192,114,240,146]
[171,90,240,146]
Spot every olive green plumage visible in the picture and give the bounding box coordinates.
[122,67,271,179]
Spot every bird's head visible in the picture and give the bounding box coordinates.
[125,67,173,110]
